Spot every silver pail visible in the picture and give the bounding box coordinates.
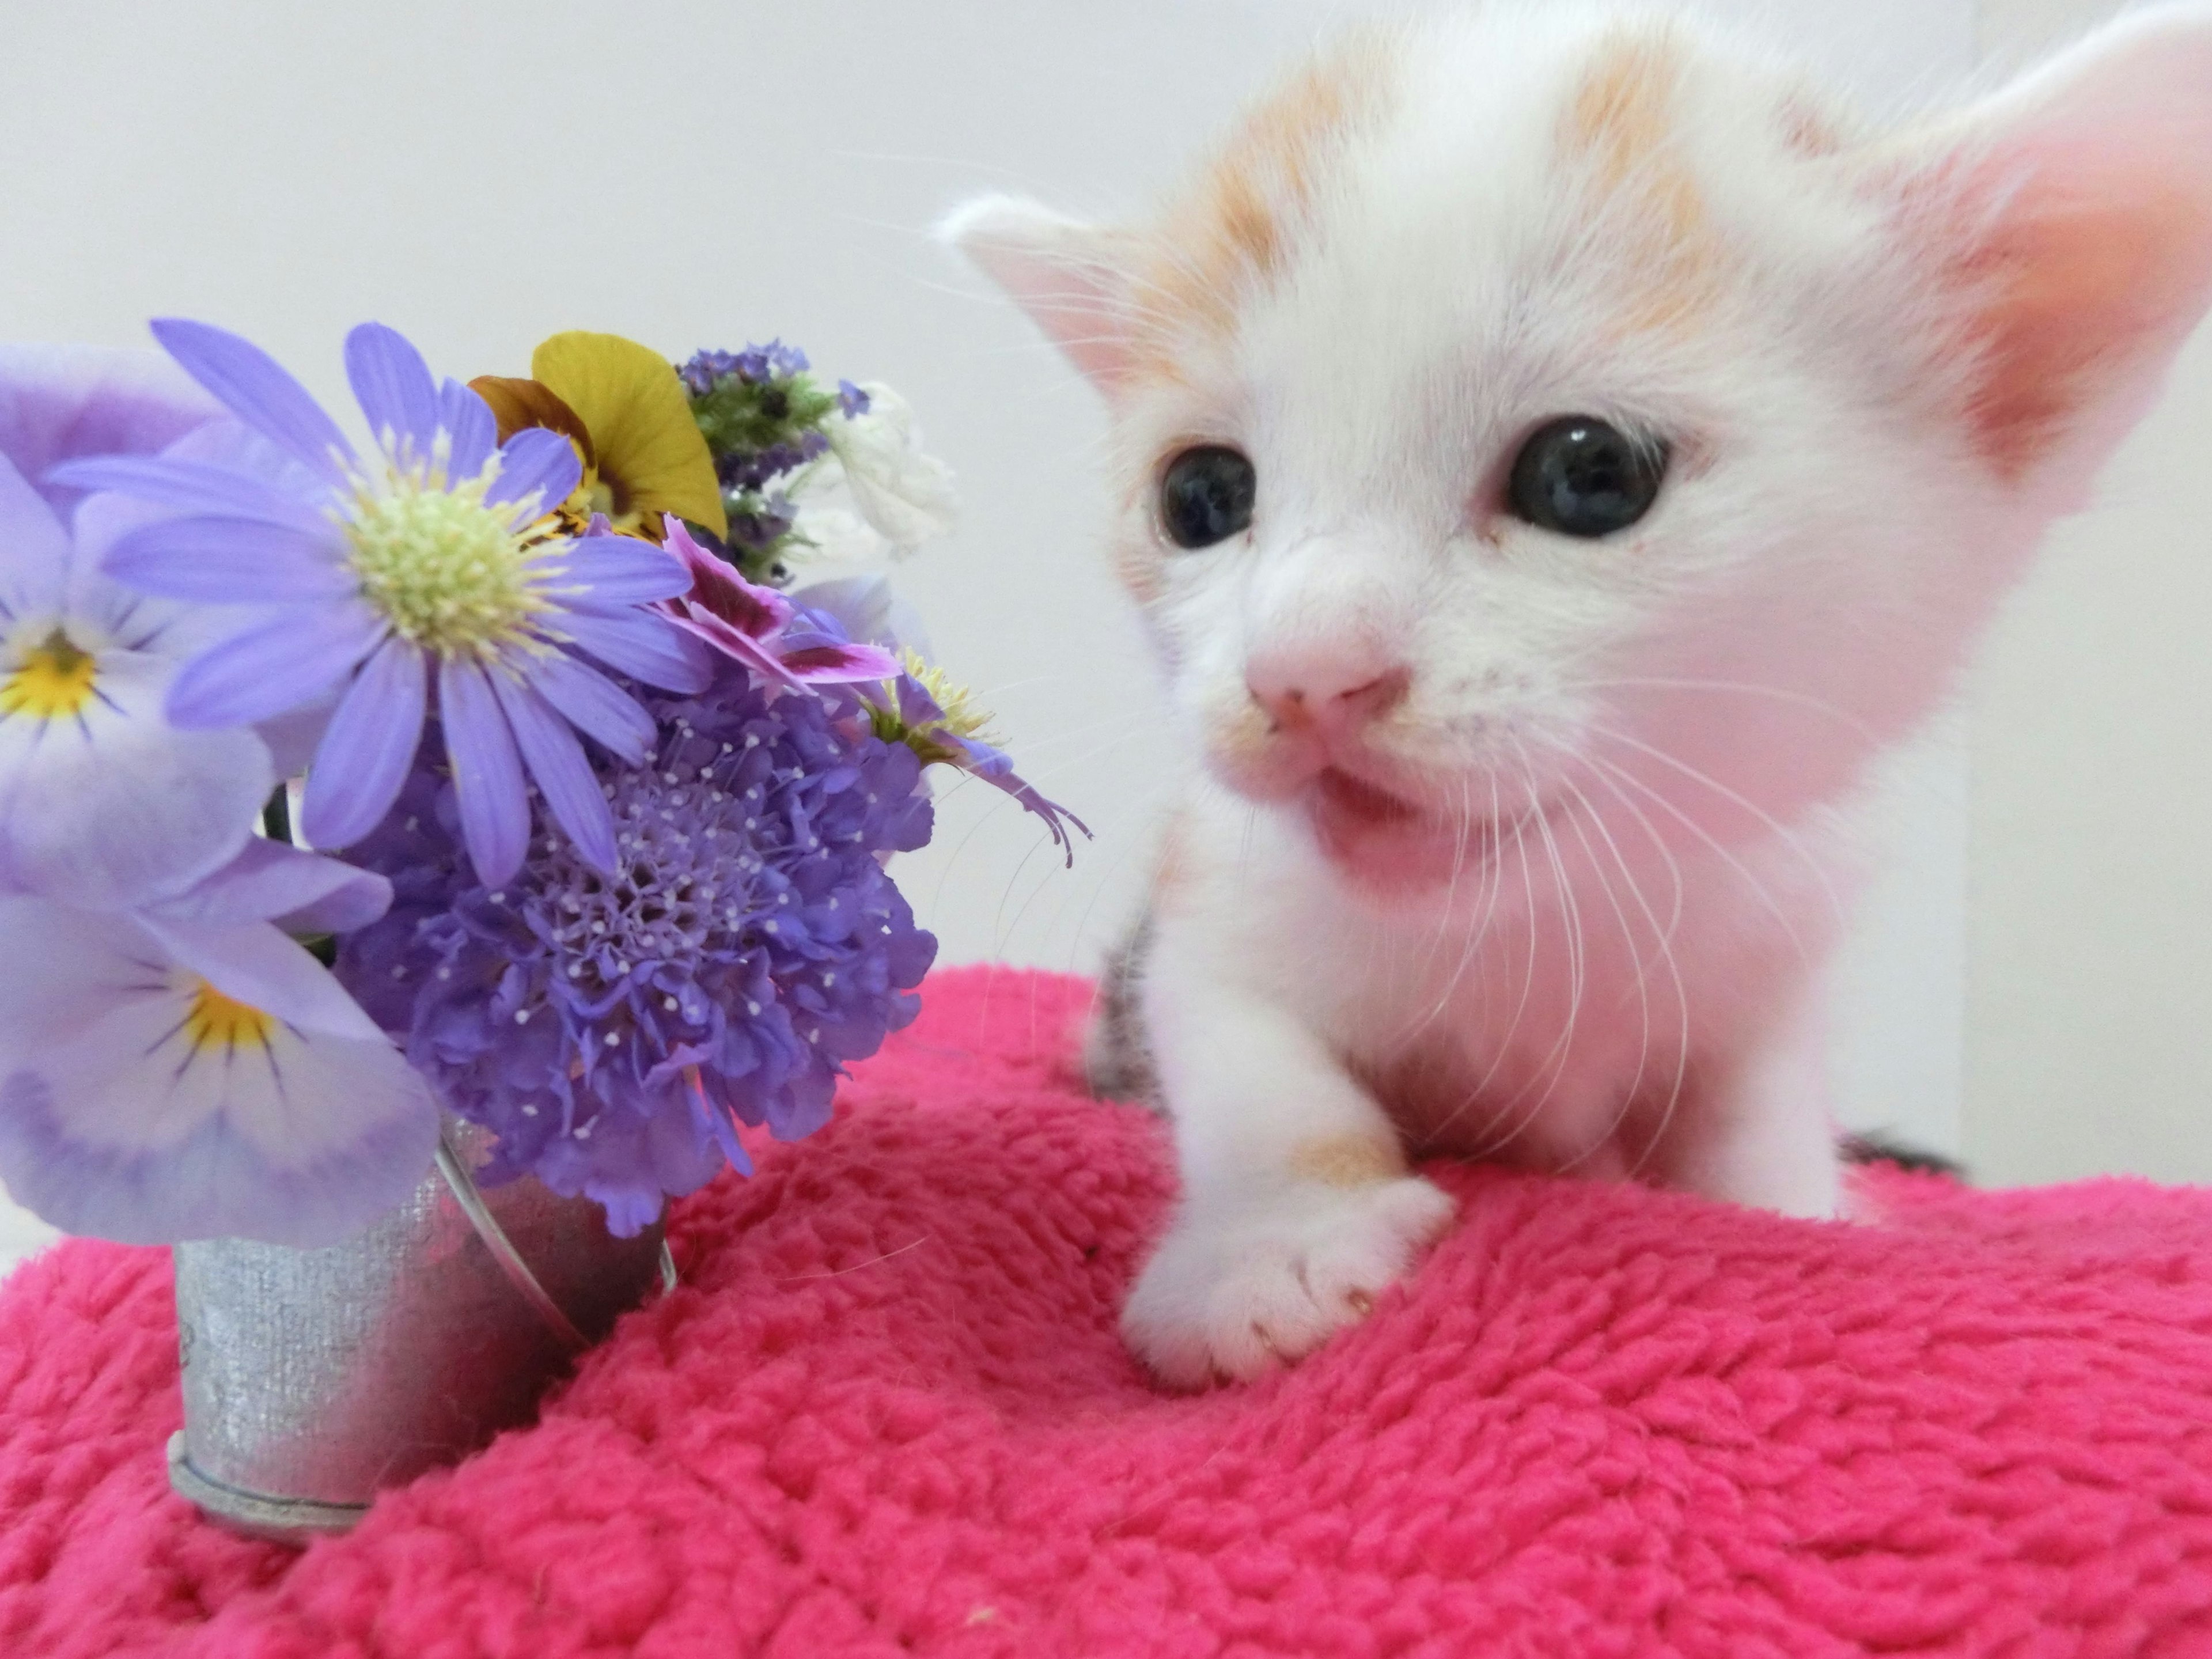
[167,1120,673,1543]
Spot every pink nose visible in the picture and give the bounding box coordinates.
[1247,658,1412,736]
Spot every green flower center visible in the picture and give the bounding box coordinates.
[345,458,547,658]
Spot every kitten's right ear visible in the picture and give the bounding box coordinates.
[939,194,1142,393]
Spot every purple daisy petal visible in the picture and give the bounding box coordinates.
[439,378,496,478]
[343,323,442,458]
[524,650,656,763]
[486,426,581,513]
[559,535,692,604]
[150,319,357,484]
[491,673,617,873]
[102,514,350,603]
[43,454,334,536]
[143,837,393,935]
[439,657,530,886]
[166,600,384,729]
[557,605,713,693]
[299,635,427,850]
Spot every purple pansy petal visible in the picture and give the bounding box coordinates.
[439,657,531,887]
[0,900,437,1247]
[44,454,334,537]
[558,605,714,694]
[440,378,496,478]
[0,649,272,910]
[103,515,350,603]
[150,320,357,484]
[144,836,392,935]
[165,600,384,729]
[140,915,384,1039]
[491,674,616,873]
[0,452,73,617]
[0,343,220,518]
[343,323,442,457]
[486,426,581,514]
[559,535,692,604]
[299,635,427,851]
[524,650,656,763]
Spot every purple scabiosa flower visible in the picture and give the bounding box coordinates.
[0,344,278,909]
[337,660,937,1235]
[0,836,438,1245]
[51,321,713,889]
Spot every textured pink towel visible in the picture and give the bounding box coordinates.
[3,967,2211,1657]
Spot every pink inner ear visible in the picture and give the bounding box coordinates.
[1955,152,2212,478]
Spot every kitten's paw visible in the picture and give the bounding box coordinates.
[1122,1175,1456,1389]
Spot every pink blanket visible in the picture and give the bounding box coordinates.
[3,967,2210,1657]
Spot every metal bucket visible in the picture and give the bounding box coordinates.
[168,1121,672,1543]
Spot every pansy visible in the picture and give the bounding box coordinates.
[0,344,275,909]
[471,332,726,543]
[0,837,439,1246]
[52,321,715,888]
[658,517,899,688]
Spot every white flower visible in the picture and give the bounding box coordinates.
[797,382,958,559]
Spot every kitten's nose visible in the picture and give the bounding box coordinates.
[1247,654,1412,737]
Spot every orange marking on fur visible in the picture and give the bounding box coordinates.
[1566,28,1718,334]
[1289,1134,1405,1188]
[1150,811,1195,913]
[1129,34,1395,374]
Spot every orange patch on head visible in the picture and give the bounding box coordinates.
[1289,1133,1405,1188]
[1565,28,1719,334]
[1130,34,1395,373]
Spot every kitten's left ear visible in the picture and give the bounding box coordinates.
[940,194,1143,395]
[1888,4,2212,498]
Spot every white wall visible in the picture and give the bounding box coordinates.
[1,0,2032,1278]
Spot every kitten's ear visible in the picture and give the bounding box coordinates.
[940,194,1142,393]
[1889,6,2212,494]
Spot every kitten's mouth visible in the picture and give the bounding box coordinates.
[1304,765,1547,888]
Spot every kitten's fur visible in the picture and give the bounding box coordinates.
[948,3,2212,1388]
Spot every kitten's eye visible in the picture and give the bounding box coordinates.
[1506,416,1666,539]
[1159,446,1256,549]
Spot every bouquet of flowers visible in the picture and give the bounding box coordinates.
[0,324,1082,1248]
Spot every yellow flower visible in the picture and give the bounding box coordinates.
[470,332,726,541]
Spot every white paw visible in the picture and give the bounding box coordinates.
[1122,1175,1456,1389]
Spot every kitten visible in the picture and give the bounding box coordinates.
[947,2,2212,1388]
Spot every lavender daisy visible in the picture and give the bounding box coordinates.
[338,660,937,1234]
[51,321,714,888]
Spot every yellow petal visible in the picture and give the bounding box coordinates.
[529,332,726,537]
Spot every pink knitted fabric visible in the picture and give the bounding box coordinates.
[2,967,2211,1657]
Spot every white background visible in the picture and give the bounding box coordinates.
[0,0,2199,1266]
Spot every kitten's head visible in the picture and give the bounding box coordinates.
[949,3,2212,891]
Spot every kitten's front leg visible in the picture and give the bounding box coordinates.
[1124,942,1455,1389]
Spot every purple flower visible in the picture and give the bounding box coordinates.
[50,321,714,888]
[657,517,899,689]
[836,380,871,419]
[0,345,278,909]
[797,578,1090,866]
[0,836,438,1245]
[337,661,937,1234]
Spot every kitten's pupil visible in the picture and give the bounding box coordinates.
[1507,416,1665,538]
[1160,446,1256,549]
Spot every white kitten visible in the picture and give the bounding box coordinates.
[948,2,2212,1388]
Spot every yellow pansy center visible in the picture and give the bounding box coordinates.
[182,980,276,1054]
[0,629,100,722]
[345,454,547,658]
